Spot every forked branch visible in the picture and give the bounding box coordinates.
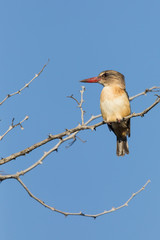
[129,86,160,101]
[0,116,29,141]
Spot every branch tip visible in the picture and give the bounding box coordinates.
[0,61,48,106]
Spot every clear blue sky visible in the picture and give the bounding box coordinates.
[1,0,160,239]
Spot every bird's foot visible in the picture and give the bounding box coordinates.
[116,118,122,123]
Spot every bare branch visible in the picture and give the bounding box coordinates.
[0,121,104,165]
[67,94,79,105]
[79,86,85,125]
[76,135,87,143]
[0,60,49,106]
[65,136,77,148]
[85,114,102,125]
[0,84,156,218]
[67,86,86,125]
[0,131,79,176]
[0,176,150,218]
[129,86,160,101]
[0,116,29,141]
[0,94,160,165]
[124,95,160,120]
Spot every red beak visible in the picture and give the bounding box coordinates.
[80,76,101,83]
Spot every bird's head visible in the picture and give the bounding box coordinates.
[80,70,125,89]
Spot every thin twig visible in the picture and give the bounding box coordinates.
[0,60,49,106]
[0,116,29,141]
[67,86,86,125]
[0,176,150,218]
[129,86,160,101]
[79,86,85,125]
[124,95,160,120]
[67,94,79,105]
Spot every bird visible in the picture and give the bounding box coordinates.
[80,70,131,156]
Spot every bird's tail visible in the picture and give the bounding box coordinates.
[116,137,129,156]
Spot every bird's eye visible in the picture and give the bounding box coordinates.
[102,73,108,78]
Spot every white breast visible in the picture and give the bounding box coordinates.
[100,86,130,122]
